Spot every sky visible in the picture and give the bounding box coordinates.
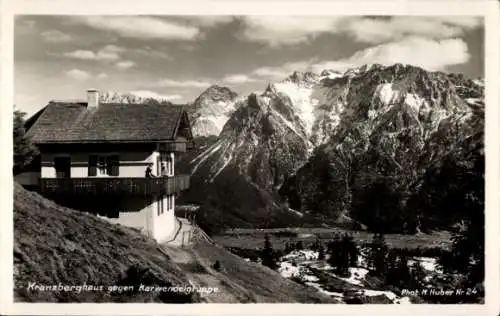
[14,15,484,116]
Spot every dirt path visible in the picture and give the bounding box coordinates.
[161,244,241,303]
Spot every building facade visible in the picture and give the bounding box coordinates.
[18,90,194,243]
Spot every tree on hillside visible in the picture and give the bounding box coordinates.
[384,251,398,286]
[342,234,359,267]
[410,261,426,289]
[367,233,388,276]
[327,234,341,268]
[261,234,278,270]
[13,110,37,175]
[318,243,325,261]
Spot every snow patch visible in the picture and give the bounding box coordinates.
[337,267,369,286]
[288,208,304,217]
[375,83,401,106]
[191,141,223,173]
[283,250,319,262]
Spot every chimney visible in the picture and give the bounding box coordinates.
[87,89,99,108]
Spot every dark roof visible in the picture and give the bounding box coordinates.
[26,102,193,144]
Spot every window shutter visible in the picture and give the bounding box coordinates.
[110,155,119,176]
[88,155,97,176]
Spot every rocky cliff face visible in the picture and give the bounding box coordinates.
[188,85,240,137]
[179,63,483,232]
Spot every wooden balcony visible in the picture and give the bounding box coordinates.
[39,175,190,196]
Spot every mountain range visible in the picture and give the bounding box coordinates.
[101,63,485,234]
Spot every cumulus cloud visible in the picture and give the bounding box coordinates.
[252,60,316,80]
[63,45,125,61]
[131,90,183,100]
[312,37,470,72]
[222,74,257,84]
[41,29,72,43]
[133,47,171,59]
[249,37,469,81]
[158,79,211,88]
[68,16,200,41]
[240,16,342,46]
[96,73,108,80]
[115,60,136,70]
[65,69,91,81]
[343,17,482,44]
[239,16,482,46]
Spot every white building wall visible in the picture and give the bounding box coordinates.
[39,149,178,243]
[40,151,156,178]
[151,194,176,242]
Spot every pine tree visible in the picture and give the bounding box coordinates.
[368,233,388,276]
[385,251,398,286]
[13,110,37,175]
[327,234,341,267]
[395,256,411,289]
[295,240,303,251]
[261,234,277,270]
[410,261,426,288]
[318,243,325,261]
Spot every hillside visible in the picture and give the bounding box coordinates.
[13,183,333,303]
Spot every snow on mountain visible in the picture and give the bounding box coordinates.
[188,85,240,137]
[179,63,484,231]
[99,91,174,104]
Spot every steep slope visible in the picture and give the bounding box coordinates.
[279,64,484,232]
[179,63,484,232]
[14,183,196,303]
[13,183,333,303]
[188,85,240,137]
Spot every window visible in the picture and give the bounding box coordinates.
[54,157,71,178]
[89,155,119,176]
[157,195,164,216]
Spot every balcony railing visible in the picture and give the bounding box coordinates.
[39,175,190,196]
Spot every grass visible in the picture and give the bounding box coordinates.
[14,182,333,303]
[190,238,335,303]
[213,227,452,250]
[13,182,198,303]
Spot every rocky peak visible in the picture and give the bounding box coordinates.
[195,85,238,105]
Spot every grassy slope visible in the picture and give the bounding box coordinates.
[190,238,334,303]
[13,183,333,303]
[13,183,196,302]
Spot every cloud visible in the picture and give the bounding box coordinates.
[68,16,200,41]
[222,74,257,84]
[65,69,91,81]
[41,29,72,43]
[239,16,482,46]
[180,16,235,27]
[158,79,211,88]
[131,90,183,100]
[63,45,125,61]
[96,73,108,80]
[252,60,316,80]
[240,16,342,46]
[248,37,470,81]
[343,17,482,44]
[312,37,470,72]
[134,47,171,59]
[115,60,136,70]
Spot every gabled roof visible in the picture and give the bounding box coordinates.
[26,101,193,144]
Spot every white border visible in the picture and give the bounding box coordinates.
[1,1,499,315]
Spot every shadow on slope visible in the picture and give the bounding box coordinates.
[13,182,198,303]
